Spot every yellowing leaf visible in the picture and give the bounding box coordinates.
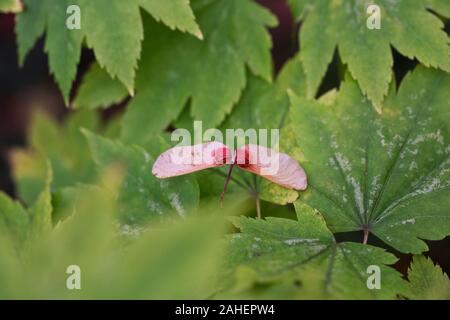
[0,0,22,13]
[408,255,450,300]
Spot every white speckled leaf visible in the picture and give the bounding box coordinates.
[223,203,409,299]
[288,66,450,254]
[83,131,199,225]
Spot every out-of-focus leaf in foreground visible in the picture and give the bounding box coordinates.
[0,162,52,247]
[220,203,409,299]
[0,193,29,246]
[0,167,225,299]
[287,66,450,253]
[10,110,101,205]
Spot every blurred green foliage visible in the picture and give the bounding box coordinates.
[1,0,449,299]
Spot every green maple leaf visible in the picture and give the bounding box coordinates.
[408,255,450,300]
[16,0,83,104]
[15,0,46,67]
[83,131,200,225]
[0,170,224,299]
[0,0,22,12]
[0,179,224,299]
[287,66,450,254]
[100,215,224,299]
[15,0,201,104]
[77,0,143,97]
[288,0,450,110]
[223,203,409,299]
[73,63,128,109]
[121,0,277,144]
[139,0,202,39]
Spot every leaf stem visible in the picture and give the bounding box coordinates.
[251,174,262,219]
[255,195,261,219]
[363,229,369,244]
